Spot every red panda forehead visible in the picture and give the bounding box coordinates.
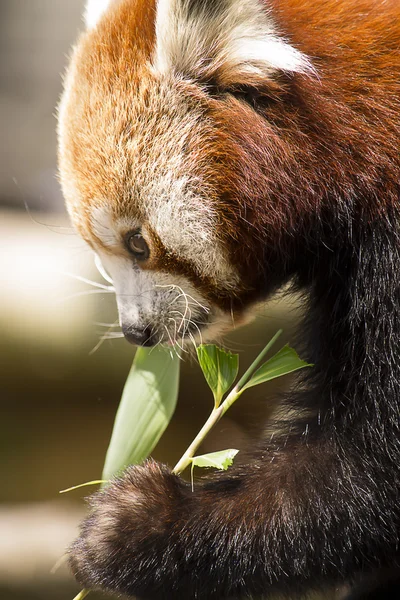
[60,47,240,239]
[59,69,257,295]
[82,0,157,70]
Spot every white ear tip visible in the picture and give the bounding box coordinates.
[153,0,314,79]
[85,0,113,29]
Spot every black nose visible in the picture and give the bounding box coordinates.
[122,324,155,347]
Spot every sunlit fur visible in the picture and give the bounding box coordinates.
[84,0,117,29]
[59,0,400,598]
[153,0,313,82]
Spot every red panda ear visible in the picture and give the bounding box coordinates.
[153,0,314,87]
[84,0,121,29]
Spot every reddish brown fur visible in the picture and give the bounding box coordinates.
[59,0,400,313]
[59,0,157,240]
[59,4,400,596]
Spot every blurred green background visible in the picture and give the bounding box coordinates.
[0,2,301,599]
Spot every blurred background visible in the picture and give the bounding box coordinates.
[0,2,301,599]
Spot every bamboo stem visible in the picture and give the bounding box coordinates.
[234,329,282,393]
[74,331,284,600]
[73,590,90,600]
[172,331,282,474]
[172,405,224,474]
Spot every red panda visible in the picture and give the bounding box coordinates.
[57,0,400,598]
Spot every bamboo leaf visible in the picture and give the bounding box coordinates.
[59,480,107,494]
[242,345,312,391]
[191,449,239,470]
[196,345,239,406]
[102,346,180,480]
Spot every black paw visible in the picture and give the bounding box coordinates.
[69,460,191,599]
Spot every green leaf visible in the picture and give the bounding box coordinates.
[242,345,312,391]
[59,480,107,494]
[191,449,239,470]
[102,346,180,480]
[190,449,239,491]
[196,345,239,406]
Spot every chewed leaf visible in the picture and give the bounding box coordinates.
[197,345,239,406]
[242,345,312,391]
[59,480,108,494]
[191,449,239,470]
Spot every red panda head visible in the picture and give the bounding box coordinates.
[58,0,314,346]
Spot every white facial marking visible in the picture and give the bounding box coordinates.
[97,251,232,345]
[153,0,314,80]
[99,252,157,325]
[90,187,239,290]
[143,174,239,289]
[90,205,118,247]
[90,205,142,250]
[85,0,117,29]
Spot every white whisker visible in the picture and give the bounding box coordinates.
[94,253,114,284]
[90,321,122,355]
[156,284,210,314]
[58,289,115,303]
[93,320,120,328]
[188,331,198,352]
[60,270,114,291]
[99,332,125,339]
[164,324,175,347]
[168,318,187,353]
[89,336,108,355]
[190,320,204,346]
[149,329,164,355]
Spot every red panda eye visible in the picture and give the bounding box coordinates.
[228,84,276,111]
[126,232,150,261]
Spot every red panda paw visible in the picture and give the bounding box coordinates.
[69,460,192,599]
